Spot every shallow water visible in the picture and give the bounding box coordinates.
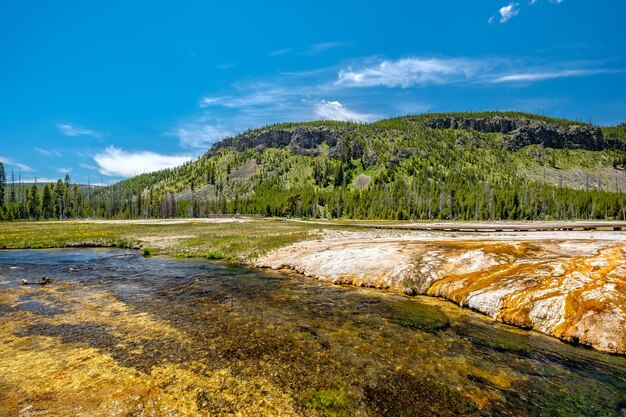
[0,249,624,417]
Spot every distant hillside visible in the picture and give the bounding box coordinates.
[98,112,626,220]
[21,182,103,192]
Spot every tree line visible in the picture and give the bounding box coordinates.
[2,114,625,222]
[0,163,86,221]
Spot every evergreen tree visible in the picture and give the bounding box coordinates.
[42,184,54,219]
[333,163,344,187]
[64,174,71,217]
[72,184,82,218]
[29,183,40,219]
[9,170,16,203]
[0,162,6,206]
[136,188,143,218]
[55,179,65,219]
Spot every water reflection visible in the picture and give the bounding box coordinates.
[0,249,624,416]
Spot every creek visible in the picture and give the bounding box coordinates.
[0,249,624,416]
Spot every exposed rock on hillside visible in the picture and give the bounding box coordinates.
[207,127,339,157]
[424,116,625,151]
[257,235,626,355]
[206,116,625,161]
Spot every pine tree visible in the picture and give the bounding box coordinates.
[42,184,54,219]
[55,179,65,219]
[333,163,344,187]
[64,174,71,217]
[136,188,143,218]
[0,162,6,207]
[9,170,16,203]
[29,183,40,219]
[72,184,82,218]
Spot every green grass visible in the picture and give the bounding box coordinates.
[602,123,626,142]
[305,389,351,416]
[390,300,450,333]
[142,247,157,257]
[0,219,342,262]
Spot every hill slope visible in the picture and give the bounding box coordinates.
[103,112,626,220]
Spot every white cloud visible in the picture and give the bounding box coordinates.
[531,0,565,3]
[199,96,228,106]
[492,68,619,83]
[315,100,375,123]
[334,56,618,88]
[499,3,520,23]
[302,41,353,56]
[177,124,233,149]
[336,58,482,88]
[174,55,616,143]
[21,177,60,184]
[79,163,98,171]
[57,123,103,138]
[0,156,32,172]
[94,146,193,177]
[35,147,62,157]
[199,93,275,108]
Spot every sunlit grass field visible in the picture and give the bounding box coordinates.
[0,219,348,261]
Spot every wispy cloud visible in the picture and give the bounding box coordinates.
[94,146,193,177]
[335,57,618,88]
[177,124,234,149]
[172,55,618,152]
[57,123,104,138]
[270,42,353,58]
[336,58,486,88]
[529,1,566,5]
[199,93,276,108]
[199,96,228,106]
[0,156,32,172]
[315,100,376,123]
[492,68,621,83]
[21,177,61,184]
[35,147,62,157]
[301,41,354,56]
[79,163,98,171]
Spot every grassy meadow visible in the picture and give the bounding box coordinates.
[0,219,348,261]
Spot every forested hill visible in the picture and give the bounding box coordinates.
[94,112,624,221]
[4,112,626,221]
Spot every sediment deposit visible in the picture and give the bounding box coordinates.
[257,232,626,354]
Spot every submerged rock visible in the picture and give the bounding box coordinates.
[21,276,53,286]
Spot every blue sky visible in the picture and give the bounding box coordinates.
[1,0,625,183]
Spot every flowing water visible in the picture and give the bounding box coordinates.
[0,249,624,417]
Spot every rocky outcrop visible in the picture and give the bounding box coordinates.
[206,127,339,157]
[257,235,626,355]
[205,116,624,159]
[424,116,624,151]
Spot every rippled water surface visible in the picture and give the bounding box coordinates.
[0,249,624,417]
